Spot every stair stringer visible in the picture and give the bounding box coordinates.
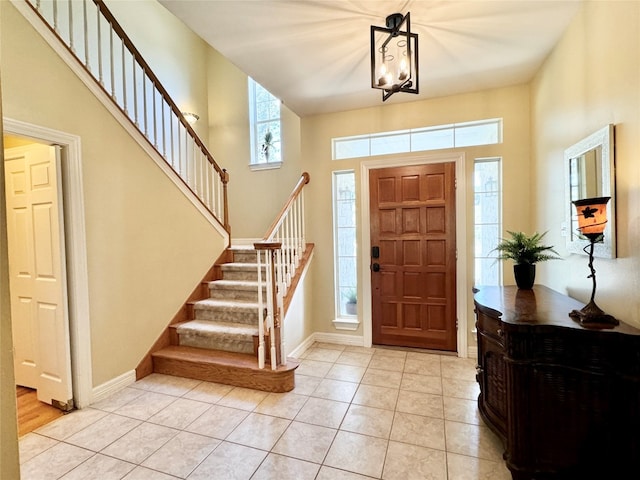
[136,244,314,392]
[134,247,232,380]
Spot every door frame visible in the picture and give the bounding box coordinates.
[360,152,468,357]
[4,117,93,407]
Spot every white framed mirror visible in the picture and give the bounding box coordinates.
[564,124,616,258]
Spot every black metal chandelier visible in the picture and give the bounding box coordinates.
[370,12,419,101]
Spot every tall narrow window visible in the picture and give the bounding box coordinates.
[474,158,502,286]
[248,78,281,168]
[333,171,357,320]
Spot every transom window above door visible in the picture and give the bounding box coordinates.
[332,118,502,160]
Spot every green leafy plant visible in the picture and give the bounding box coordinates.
[493,231,561,265]
[261,131,274,161]
[344,288,357,304]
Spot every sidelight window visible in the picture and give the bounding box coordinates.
[332,171,358,323]
[474,158,502,286]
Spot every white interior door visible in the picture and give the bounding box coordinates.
[4,144,73,410]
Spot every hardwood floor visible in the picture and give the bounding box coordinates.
[16,386,66,437]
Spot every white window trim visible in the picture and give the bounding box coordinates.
[249,161,283,172]
[332,318,360,331]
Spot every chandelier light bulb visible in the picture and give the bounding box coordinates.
[378,63,389,86]
[398,58,408,81]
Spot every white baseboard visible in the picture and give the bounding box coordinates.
[288,331,365,359]
[313,332,365,347]
[467,346,478,359]
[288,334,316,359]
[90,370,136,406]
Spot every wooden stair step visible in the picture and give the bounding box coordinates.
[191,298,260,324]
[176,319,256,354]
[151,345,298,393]
[219,263,265,281]
[207,279,264,290]
[206,280,266,301]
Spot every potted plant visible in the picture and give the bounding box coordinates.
[261,131,274,162]
[493,231,561,289]
[344,288,357,315]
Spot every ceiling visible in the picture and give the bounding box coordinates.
[159,0,582,117]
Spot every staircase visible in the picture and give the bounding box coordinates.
[177,247,263,355]
[150,246,299,393]
[20,0,309,394]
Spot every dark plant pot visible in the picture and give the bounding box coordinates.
[345,302,357,315]
[514,264,536,289]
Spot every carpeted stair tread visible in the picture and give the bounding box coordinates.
[193,298,259,309]
[221,262,265,270]
[177,319,258,336]
[207,280,264,290]
[177,320,257,354]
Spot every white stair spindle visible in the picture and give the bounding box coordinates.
[97,7,103,85]
[121,41,127,114]
[68,0,74,52]
[52,0,58,33]
[256,250,265,369]
[109,23,115,99]
[83,0,89,68]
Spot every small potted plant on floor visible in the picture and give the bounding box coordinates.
[344,288,357,315]
[493,231,561,289]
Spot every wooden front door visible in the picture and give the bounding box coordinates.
[370,162,457,351]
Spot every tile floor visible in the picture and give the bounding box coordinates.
[19,343,511,479]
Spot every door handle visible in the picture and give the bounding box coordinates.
[371,263,380,272]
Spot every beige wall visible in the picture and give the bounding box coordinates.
[206,49,304,239]
[531,0,640,327]
[301,85,532,349]
[0,8,21,471]
[1,1,226,389]
[106,0,211,141]
[283,257,315,357]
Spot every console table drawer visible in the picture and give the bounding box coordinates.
[476,310,504,344]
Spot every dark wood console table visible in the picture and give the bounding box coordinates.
[474,285,640,479]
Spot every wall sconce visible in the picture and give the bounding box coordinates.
[569,196,618,326]
[370,12,419,101]
[182,112,199,125]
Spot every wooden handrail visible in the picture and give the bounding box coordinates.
[91,1,224,177]
[254,172,310,369]
[23,0,230,232]
[263,172,310,240]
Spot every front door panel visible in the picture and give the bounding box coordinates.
[370,162,457,351]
